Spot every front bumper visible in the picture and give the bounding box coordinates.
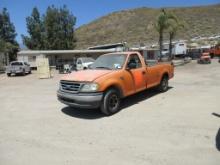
[57,90,103,109]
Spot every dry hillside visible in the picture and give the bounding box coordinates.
[75,4,220,49]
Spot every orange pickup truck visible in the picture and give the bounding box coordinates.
[57,51,174,115]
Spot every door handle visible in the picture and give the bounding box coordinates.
[142,71,146,75]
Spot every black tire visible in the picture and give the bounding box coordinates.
[157,75,169,92]
[22,70,25,76]
[7,73,11,77]
[29,70,32,74]
[101,88,121,116]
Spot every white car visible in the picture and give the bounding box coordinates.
[76,57,95,70]
[6,61,31,76]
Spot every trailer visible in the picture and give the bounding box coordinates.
[163,41,187,57]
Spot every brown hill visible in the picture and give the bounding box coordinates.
[75,4,220,49]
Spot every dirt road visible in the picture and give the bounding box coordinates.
[0,59,219,165]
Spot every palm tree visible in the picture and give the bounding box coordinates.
[167,19,184,59]
[155,9,178,60]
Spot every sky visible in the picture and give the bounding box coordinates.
[0,0,219,43]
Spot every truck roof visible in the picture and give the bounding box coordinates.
[103,51,140,55]
[10,61,24,63]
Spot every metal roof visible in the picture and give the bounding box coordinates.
[17,49,116,55]
[88,42,125,50]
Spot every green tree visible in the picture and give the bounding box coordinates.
[23,5,77,50]
[22,7,45,50]
[44,5,76,49]
[0,8,18,62]
[155,9,177,59]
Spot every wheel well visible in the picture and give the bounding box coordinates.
[105,85,123,98]
[161,72,169,80]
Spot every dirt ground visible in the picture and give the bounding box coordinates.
[0,59,219,165]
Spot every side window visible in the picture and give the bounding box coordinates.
[11,62,23,66]
[127,54,142,69]
[77,60,82,64]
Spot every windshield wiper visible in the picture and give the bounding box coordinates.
[95,66,112,70]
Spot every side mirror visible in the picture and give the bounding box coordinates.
[127,62,136,69]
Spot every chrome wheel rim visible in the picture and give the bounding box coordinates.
[109,94,119,110]
[162,78,168,90]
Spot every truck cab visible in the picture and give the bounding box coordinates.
[197,52,211,64]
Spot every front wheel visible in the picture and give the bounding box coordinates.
[101,89,121,116]
[157,76,169,92]
[22,70,25,76]
[7,73,11,77]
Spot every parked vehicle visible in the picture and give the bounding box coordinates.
[197,52,211,64]
[6,61,31,76]
[163,41,187,58]
[209,44,220,58]
[58,64,76,74]
[76,57,95,70]
[187,48,201,59]
[57,52,174,115]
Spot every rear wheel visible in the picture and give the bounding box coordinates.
[157,75,169,92]
[7,73,11,77]
[101,88,121,116]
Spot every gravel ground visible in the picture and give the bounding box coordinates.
[0,59,219,165]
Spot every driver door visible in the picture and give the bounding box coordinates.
[126,54,146,93]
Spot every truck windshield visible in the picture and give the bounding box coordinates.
[81,58,95,63]
[90,54,126,70]
[11,62,23,66]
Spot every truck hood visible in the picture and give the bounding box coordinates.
[61,70,113,82]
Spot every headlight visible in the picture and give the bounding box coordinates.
[80,83,99,92]
[59,82,62,90]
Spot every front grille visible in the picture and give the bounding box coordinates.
[60,80,82,93]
